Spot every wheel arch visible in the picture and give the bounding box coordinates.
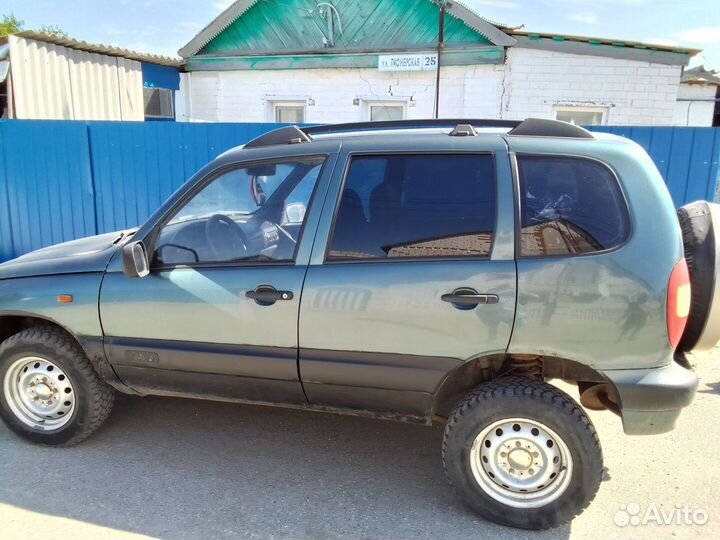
[0,312,131,393]
[431,353,612,420]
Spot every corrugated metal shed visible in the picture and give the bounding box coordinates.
[8,35,145,120]
[12,31,183,68]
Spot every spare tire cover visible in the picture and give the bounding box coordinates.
[677,200,720,352]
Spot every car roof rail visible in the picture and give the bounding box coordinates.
[304,119,521,136]
[242,117,594,149]
[243,125,312,149]
[508,118,595,139]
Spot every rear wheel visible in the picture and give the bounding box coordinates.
[442,377,603,530]
[0,326,114,446]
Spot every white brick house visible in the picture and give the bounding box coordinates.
[176,0,701,126]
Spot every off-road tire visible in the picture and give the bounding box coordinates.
[0,326,114,445]
[442,377,603,530]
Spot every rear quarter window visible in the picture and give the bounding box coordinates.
[517,155,630,257]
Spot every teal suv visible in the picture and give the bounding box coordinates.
[1,119,718,529]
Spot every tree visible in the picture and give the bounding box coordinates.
[37,24,68,38]
[0,14,69,39]
[0,14,23,37]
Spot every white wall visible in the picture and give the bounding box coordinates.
[502,48,682,125]
[673,83,716,126]
[178,47,684,126]
[177,64,504,123]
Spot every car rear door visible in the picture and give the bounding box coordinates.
[298,135,517,419]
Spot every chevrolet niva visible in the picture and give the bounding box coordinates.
[1,119,718,530]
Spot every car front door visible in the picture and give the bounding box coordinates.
[99,153,337,404]
[298,138,517,419]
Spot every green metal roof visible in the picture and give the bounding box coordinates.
[178,0,695,69]
[179,0,515,59]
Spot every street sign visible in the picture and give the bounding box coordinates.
[378,53,438,72]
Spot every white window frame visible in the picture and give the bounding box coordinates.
[265,98,307,124]
[554,105,608,126]
[361,98,407,122]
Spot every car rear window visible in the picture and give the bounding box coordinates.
[517,155,630,257]
[327,154,496,260]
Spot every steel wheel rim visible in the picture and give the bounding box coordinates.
[3,356,75,430]
[469,417,574,509]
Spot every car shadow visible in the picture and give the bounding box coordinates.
[699,381,720,394]
[0,394,572,540]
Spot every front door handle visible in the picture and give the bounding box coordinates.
[246,285,294,306]
[441,288,499,310]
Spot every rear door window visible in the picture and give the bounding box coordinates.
[517,155,630,257]
[327,154,496,260]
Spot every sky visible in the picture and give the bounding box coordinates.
[2,0,719,68]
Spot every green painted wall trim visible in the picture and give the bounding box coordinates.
[186,47,505,71]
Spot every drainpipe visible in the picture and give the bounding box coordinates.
[434,0,446,119]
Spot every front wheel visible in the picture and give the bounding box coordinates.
[0,326,115,446]
[442,377,603,530]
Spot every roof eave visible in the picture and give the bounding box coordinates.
[512,34,697,66]
[178,0,259,58]
[446,1,516,47]
[13,31,183,68]
[510,30,701,56]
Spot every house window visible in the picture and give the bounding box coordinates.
[368,103,405,122]
[555,106,607,126]
[274,103,306,124]
[143,87,174,120]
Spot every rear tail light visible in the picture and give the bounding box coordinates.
[667,258,691,349]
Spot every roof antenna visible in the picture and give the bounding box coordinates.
[317,2,343,47]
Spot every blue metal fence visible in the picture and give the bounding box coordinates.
[0,120,718,262]
[591,126,720,207]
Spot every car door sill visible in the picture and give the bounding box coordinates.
[123,384,430,425]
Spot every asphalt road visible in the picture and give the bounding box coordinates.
[1,351,719,540]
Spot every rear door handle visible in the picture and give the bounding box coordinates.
[441,289,499,309]
[246,285,294,306]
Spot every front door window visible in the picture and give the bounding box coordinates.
[153,158,324,266]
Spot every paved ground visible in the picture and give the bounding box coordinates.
[1,351,719,540]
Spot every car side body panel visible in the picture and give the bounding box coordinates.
[505,135,684,372]
[298,135,518,417]
[0,273,105,341]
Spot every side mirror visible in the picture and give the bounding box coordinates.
[284,202,306,224]
[122,241,150,278]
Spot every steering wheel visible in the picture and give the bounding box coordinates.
[205,214,250,260]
